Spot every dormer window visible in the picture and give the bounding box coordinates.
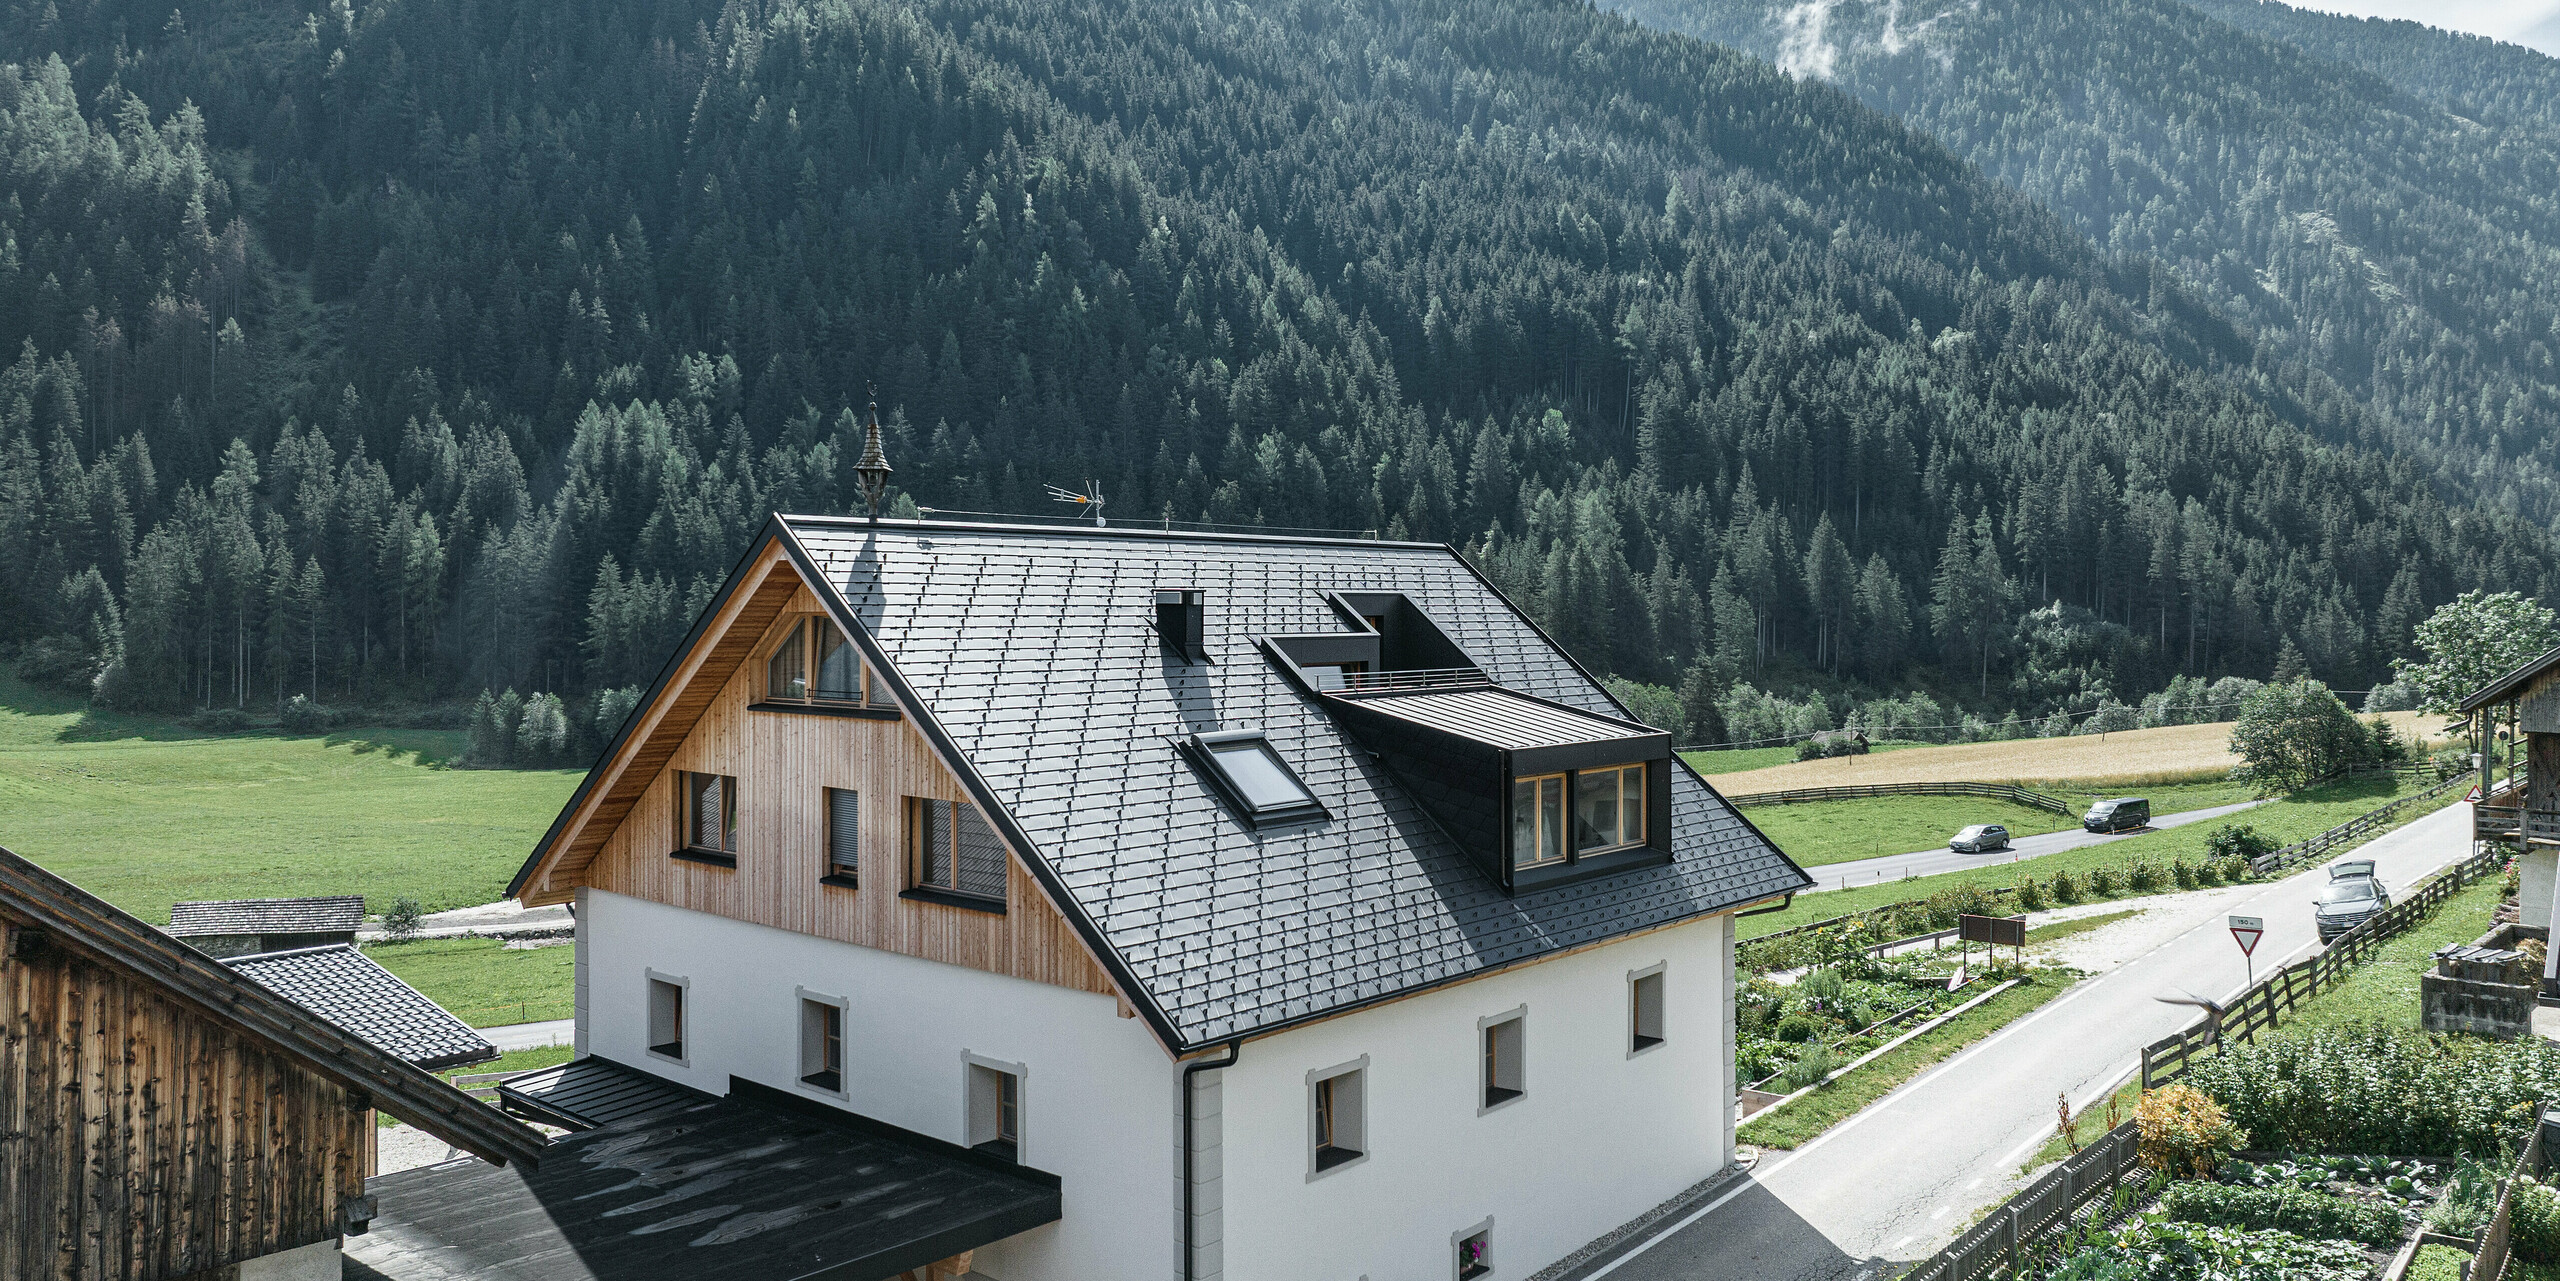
[1184,730,1327,828]
[763,615,893,709]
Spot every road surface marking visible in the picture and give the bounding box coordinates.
[1893,1235,1916,1251]
[1931,1206,1949,1219]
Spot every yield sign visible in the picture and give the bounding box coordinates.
[2228,915,2265,957]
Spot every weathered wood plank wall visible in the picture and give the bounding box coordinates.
[586,583,1119,998]
[1,923,370,1281]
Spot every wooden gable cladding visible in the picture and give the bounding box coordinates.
[579,583,1120,999]
[1,917,374,1281]
[523,543,802,904]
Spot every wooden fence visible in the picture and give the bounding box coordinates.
[1726,780,2074,816]
[2248,771,2473,877]
[1901,1120,2145,1281]
[2472,1120,2546,1281]
[2141,842,2506,1089]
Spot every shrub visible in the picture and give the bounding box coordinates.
[1775,1012,1820,1043]
[382,896,424,942]
[2172,859,2196,890]
[2050,869,2083,904]
[2184,1026,2560,1157]
[190,706,250,732]
[2518,1176,2560,1266]
[2425,1157,2502,1240]
[1794,735,1828,762]
[2127,862,2162,894]
[2433,746,2475,782]
[2136,1084,2246,1177]
[1780,1042,1836,1092]
[2406,1244,2469,1281]
[2205,824,2279,863]
[2014,878,2048,912]
[2196,859,2224,887]
[2230,680,2375,792]
[2087,865,2120,898]
[279,694,339,733]
[1797,967,1847,1008]
[2157,1180,2406,1245]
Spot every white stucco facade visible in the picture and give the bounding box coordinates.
[1205,912,1736,1281]
[578,888,1177,1281]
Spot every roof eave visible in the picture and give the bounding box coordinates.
[2459,642,2560,713]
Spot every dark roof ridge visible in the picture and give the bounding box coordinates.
[0,847,544,1167]
[778,512,1449,553]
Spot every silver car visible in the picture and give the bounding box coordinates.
[2315,864,2390,942]
[1950,823,2011,853]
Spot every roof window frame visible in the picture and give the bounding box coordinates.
[1181,729,1329,829]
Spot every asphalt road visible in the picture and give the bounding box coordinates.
[1566,801,2473,1281]
[1799,800,2268,892]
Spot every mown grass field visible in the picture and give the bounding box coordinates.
[0,674,580,923]
[1693,712,2445,792]
[366,937,578,1028]
[1681,740,1925,776]
[1744,795,2076,868]
[1739,773,2458,941]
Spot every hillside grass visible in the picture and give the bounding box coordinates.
[1740,773,2457,941]
[365,937,576,1028]
[1745,795,2075,868]
[0,673,580,922]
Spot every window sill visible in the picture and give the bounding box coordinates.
[799,1070,842,1094]
[748,700,901,721]
[818,873,860,890]
[670,848,738,869]
[1308,1145,1367,1180]
[900,886,1007,914]
[1628,1035,1665,1058]
[648,1043,688,1068]
[1480,1086,1523,1114]
[973,1138,1019,1163]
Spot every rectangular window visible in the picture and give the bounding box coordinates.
[1312,1066,1365,1172]
[648,977,685,1060]
[1630,969,1665,1053]
[800,998,843,1091]
[680,772,737,855]
[812,618,862,702]
[1457,1224,1493,1280]
[911,798,1007,903]
[825,788,860,883]
[1510,775,1565,870]
[1481,1012,1524,1109]
[766,622,807,700]
[968,1063,1022,1161]
[1574,765,1646,854]
[765,616,890,707]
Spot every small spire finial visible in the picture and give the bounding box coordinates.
[854,384,894,523]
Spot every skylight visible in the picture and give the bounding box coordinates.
[1186,730,1326,828]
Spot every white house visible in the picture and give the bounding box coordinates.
[489,489,1808,1279]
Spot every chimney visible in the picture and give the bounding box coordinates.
[1155,590,1207,663]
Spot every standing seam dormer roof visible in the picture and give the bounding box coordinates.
[778,518,1810,1050]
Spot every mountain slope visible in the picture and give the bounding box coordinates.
[1606,0,2560,527]
[0,0,2550,731]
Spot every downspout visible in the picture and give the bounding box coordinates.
[1183,1041,1242,1281]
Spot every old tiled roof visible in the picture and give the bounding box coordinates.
[168,894,366,937]
[781,518,1810,1050]
[227,944,499,1072]
[0,847,544,1167]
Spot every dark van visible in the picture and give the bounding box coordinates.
[2083,797,2150,833]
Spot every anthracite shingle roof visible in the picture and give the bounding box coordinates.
[227,944,499,1071]
[1346,684,1662,749]
[784,519,1810,1049]
[168,894,366,937]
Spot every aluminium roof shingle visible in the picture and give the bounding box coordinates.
[1342,684,1662,749]
[782,519,1811,1050]
[226,944,499,1071]
[168,894,366,937]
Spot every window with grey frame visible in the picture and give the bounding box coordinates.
[1481,1013,1524,1108]
[968,1062,1021,1161]
[800,998,843,1091]
[679,771,737,858]
[765,615,891,707]
[1510,762,1646,871]
[824,788,860,885]
[1312,1066,1365,1171]
[648,978,685,1060]
[1630,969,1665,1052]
[910,797,1007,903]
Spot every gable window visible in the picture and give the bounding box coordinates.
[909,798,1007,905]
[763,615,892,709]
[1574,765,1646,853]
[647,974,687,1062]
[799,993,845,1093]
[823,788,860,887]
[1308,1058,1367,1177]
[967,1059,1023,1161]
[1185,730,1327,828]
[678,771,737,862]
[1480,1008,1525,1110]
[1630,967,1666,1054]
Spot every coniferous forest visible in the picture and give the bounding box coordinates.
[1,0,2554,750]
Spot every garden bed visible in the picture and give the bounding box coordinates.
[1736,965,1985,1090]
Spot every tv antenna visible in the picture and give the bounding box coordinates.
[1045,479,1107,527]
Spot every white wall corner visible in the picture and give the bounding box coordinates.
[572,885,591,1058]
[1719,912,1738,1162]
[233,1237,341,1281]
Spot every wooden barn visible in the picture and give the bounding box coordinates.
[0,847,545,1281]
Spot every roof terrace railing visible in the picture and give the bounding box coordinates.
[1334,666,1488,694]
